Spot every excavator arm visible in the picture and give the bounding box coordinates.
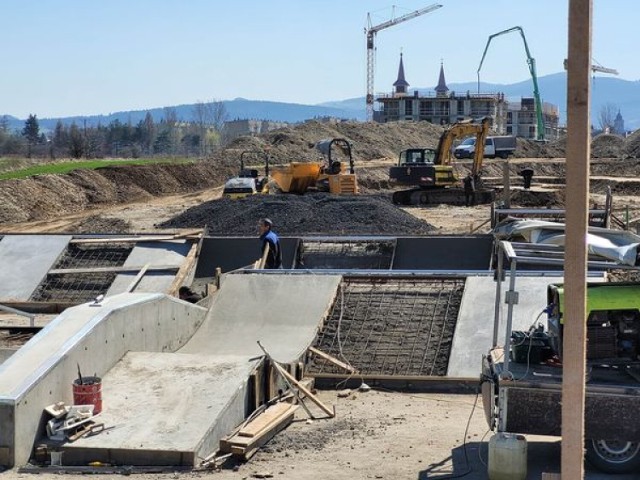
[435,118,490,173]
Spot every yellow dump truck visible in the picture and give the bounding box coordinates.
[269,138,358,195]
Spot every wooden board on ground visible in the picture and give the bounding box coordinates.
[220,402,298,460]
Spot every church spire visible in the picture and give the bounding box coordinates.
[393,53,409,95]
[435,60,449,97]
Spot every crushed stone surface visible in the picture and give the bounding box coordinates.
[159,193,436,236]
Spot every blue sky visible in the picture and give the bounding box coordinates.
[1,0,633,118]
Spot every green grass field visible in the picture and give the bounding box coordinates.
[0,157,194,180]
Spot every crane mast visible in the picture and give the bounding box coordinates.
[477,26,546,141]
[365,3,442,122]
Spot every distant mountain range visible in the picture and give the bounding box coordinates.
[4,72,639,132]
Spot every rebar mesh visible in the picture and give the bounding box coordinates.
[54,243,133,269]
[308,277,465,376]
[296,239,395,270]
[30,243,133,303]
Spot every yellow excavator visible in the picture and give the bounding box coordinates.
[389,118,495,205]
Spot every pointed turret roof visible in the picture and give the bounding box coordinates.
[435,61,449,96]
[393,53,410,90]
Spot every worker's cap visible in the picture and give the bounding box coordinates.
[179,286,191,295]
[260,218,273,228]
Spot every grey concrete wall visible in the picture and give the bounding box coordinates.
[0,293,207,467]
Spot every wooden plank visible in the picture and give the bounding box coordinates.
[48,264,178,275]
[125,264,149,293]
[238,402,294,438]
[273,361,334,418]
[563,1,592,478]
[231,406,298,446]
[167,241,199,296]
[308,346,357,373]
[229,409,297,459]
[70,235,191,244]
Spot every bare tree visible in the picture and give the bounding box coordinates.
[211,100,229,148]
[192,100,213,157]
[163,107,180,155]
[598,102,618,133]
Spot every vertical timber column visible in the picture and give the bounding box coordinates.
[563,1,591,479]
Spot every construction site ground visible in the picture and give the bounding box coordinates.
[2,120,640,479]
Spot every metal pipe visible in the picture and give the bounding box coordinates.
[502,258,518,374]
[0,303,36,327]
[492,249,504,347]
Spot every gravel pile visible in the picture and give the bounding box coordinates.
[159,193,436,236]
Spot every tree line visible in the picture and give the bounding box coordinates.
[0,100,229,159]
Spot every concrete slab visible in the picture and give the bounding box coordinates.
[447,275,563,378]
[0,235,71,301]
[64,352,259,466]
[106,241,191,296]
[180,274,342,363]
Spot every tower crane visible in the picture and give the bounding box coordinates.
[365,3,442,122]
[477,26,546,141]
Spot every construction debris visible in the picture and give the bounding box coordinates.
[220,402,299,460]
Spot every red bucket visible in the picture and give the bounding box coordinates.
[72,376,102,414]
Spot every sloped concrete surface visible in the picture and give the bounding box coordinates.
[181,274,342,363]
[64,352,259,466]
[59,274,341,466]
[447,275,565,378]
[0,235,71,301]
[107,240,192,296]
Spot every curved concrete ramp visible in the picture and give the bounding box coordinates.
[181,274,342,363]
[66,274,341,466]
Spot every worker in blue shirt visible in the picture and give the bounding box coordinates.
[258,218,282,269]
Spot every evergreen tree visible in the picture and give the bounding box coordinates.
[22,114,40,157]
[22,114,40,144]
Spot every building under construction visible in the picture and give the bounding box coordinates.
[375,55,560,140]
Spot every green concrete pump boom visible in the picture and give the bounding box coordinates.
[477,26,545,142]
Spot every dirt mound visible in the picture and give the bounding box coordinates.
[513,137,566,158]
[160,194,435,236]
[0,162,231,224]
[591,133,625,158]
[509,189,565,207]
[217,120,446,165]
[624,129,640,158]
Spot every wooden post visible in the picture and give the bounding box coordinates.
[502,160,511,208]
[563,1,591,479]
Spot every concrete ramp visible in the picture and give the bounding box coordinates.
[61,352,259,466]
[66,274,341,465]
[181,274,342,362]
[447,276,563,378]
